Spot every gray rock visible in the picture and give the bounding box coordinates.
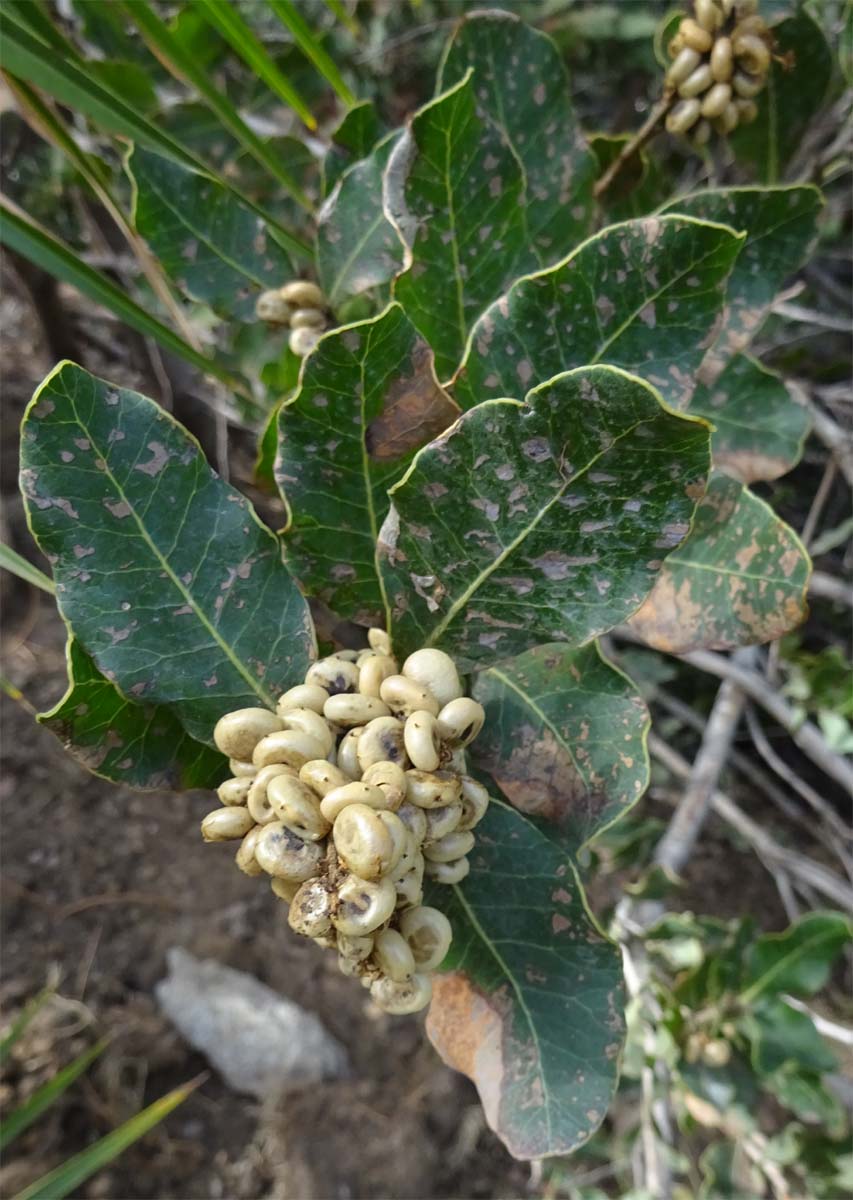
[156,948,348,1098]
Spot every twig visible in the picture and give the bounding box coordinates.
[745,704,853,859]
[594,94,674,198]
[783,996,853,1046]
[788,380,853,486]
[801,458,838,547]
[651,685,840,852]
[615,632,853,795]
[654,649,754,876]
[809,570,853,607]
[774,301,853,333]
[648,735,853,913]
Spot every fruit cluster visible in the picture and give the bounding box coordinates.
[665,0,772,144]
[200,631,489,1015]
[254,279,328,356]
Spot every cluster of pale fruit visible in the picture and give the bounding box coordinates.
[255,278,329,356]
[665,0,772,144]
[200,630,489,1014]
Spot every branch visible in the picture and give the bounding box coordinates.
[614,632,853,795]
[810,570,853,607]
[788,379,853,486]
[654,649,754,876]
[593,93,673,199]
[745,704,853,858]
[648,735,853,914]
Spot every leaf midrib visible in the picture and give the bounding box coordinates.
[64,385,275,708]
[425,408,648,647]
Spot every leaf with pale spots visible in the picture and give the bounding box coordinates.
[40,636,225,790]
[323,100,384,196]
[426,797,625,1159]
[438,9,596,268]
[729,14,832,185]
[688,355,810,483]
[628,470,810,654]
[660,186,823,377]
[316,133,404,308]
[377,365,710,667]
[20,363,315,744]
[386,72,533,380]
[275,304,458,624]
[127,147,294,321]
[453,215,744,412]
[469,642,649,856]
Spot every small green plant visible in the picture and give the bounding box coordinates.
[0,989,196,1200]
[0,0,847,1168]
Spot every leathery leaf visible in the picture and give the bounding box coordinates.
[20,363,315,744]
[377,365,711,667]
[426,797,625,1159]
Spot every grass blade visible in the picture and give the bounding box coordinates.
[121,0,315,217]
[1,0,81,59]
[196,0,320,126]
[0,989,53,1066]
[323,0,361,41]
[0,21,203,171]
[0,543,55,594]
[0,200,250,398]
[0,1040,108,1152]
[268,0,357,107]
[13,1077,203,1200]
[6,78,203,351]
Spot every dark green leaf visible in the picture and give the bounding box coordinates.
[128,147,295,320]
[660,186,823,374]
[386,72,532,379]
[0,202,247,397]
[316,133,404,309]
[20,364,315,744]
[764,1067,847,1135]
[14,1078,198,1200]
[689,354,810,483]
[0,1039,107,1151]
[729,14,832,184]
[470,642,649,856]
[276,303,458,623]
[119,0,314,218]
[438,9,596,268]
[741,912,853,1003]
[745,999,837,1076]
[425,798,624,1159]
[323,100,383,195]
[378,365,710,666]
[628,470,810,654]
[453,215,744,412]
[589,134,668,222]
[39,637,225,789]
[86,61,159,115]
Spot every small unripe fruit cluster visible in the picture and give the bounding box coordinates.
[201,631,489,1015]
[665,0,772,145]
[254,279,329,357]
